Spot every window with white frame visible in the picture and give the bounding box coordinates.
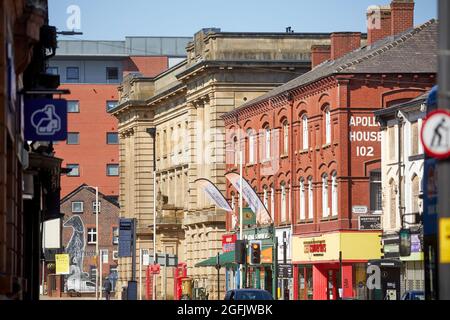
[112,251,118,260]
[87,228,97,244]
[281,182,287,222]
[308,177,313,220]
[101,249,109,264]
[410,121,419,156]
[263,186,269,211]
[325,107,331,144]
[233,136,239,165]
[331,172,338,217]
[370,170,382,213]
[248,129,255,164]
[71,201,84,213]
[283,121,289,155]
[271,185,275,217]
[265,127,271,160]
[302,115,309,150]
[322,174,329,218]
[92,201,101,213]
[299,178,305,221]
[112,227,119,245]
[411,174,420,213]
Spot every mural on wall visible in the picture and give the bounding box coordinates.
[63,215,89,292]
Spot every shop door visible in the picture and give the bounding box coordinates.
[327,270,338,300]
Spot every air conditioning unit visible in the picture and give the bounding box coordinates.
[113,251,118,260]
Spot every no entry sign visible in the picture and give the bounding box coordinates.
[421,109,450,159]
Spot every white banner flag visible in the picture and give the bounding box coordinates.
[195,178,233,212]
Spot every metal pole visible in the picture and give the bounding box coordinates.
[273,235,278,299]
[164,254,167,300]
[217,252,220,300]
[153,170,157,300]
[438,0,450,300]
[239,148,244,289]
[139,248,142,300]
[95,187,99,300]
[100,250,103,300]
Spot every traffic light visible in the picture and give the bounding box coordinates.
[235,240,247,264]
[250,242,261,265]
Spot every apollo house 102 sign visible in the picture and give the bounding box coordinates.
[421,109,450,159]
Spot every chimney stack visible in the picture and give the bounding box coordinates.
[311,45,331,68]
[330,32,361,60]
[366,0,415,45]
[390,0,415,36]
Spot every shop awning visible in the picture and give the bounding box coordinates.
[195,251,236,267]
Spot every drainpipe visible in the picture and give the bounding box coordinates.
[397,112,404,230]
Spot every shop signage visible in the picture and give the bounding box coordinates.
[55,254,70,275]
[352,206,368,214]
[24,99,67,141]
[222,234,237,253]
[277,264,293,278]
[304,240,326,256]
[359,216,382,230]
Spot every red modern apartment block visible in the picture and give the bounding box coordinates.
[222,3,436,300]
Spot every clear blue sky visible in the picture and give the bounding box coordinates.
[49,0,437,40]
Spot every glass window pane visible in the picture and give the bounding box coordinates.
[47,67,58,75]
[67,67,79,81]
[67,101,79,113]
[107,164,119,176]
[107,133,119,144]
[106,100,118,111]
[67,164,80,177]
[67,133,79,145]
[72,201,84,213]
[106,67,119,81]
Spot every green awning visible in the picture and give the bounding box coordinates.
[195,251,236,267]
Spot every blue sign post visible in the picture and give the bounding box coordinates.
[24,99,67,141]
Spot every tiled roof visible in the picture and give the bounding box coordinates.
[232,19,438,114]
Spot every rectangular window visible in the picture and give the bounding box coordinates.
[87,228,97,244]
[67,100,80,113]
[302,116,309,150]
[67,132,80,145]
[106,100,118,112]
[107,164,119,176]
[308,178,314,220]
[411,121,419,156]
[370,170,382,213]
[66,67,79,82]
[325,109,331,144]
[106,67,119,82]
[248,132,255,164]
[322,175,329,218]
[112,227,119,245]
[47,67,58,75]
[299,180,305,221]
[265,128,271,160]
[281,184,287,222]
[67,164,80,177]
[92,201,101,213]
[71,201,84,213]
[107,133,119,145]
[101,249,109,264]
[388,126,395,160]
[283,122,289,155]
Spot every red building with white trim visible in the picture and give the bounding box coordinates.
[223,0,436,300]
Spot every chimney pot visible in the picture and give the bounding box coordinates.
[311,45,331,68]
[330,32,361,60]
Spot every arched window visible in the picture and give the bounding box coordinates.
[331,171,338,217]
[324,107,331,144]
[270,185,275,217]
[233,136,239,165]
[302,115,309,150]
[322,173,329,218]
[411,175,420,213]
[281,182,287,222]
[283,120,289,155]
[308,177,313,220]
[299,178,306,221]
[265,126,271,160]
[248,129,256,164]
[263,186,269,211]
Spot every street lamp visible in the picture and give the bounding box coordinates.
[85,186,99,300]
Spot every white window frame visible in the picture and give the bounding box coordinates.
[92,201,101,213]
[322,174,329,218]
[299,178,305,221]
[112,251,118,261]
[87,228,97,245]
[331,172,338,217]
[325,108,331,144]
[283,121,289,155]
[248,130,255,164]
[302,115,309,150]
[263,187,269,211]
[308,177,313,220]
[71,201,84,213]
[281,183,287,222]
[101,249,109,264]
[265,127,271,160]
[113,227,119,245]
[271,186,275,217]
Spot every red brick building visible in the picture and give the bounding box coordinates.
[61,185,120,288]
[223,1,436,300]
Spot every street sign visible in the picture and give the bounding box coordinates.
[352,206,368,214]
[421,109,450,159]
[358,216,382,230]
[277,264,293,278]
[118,218,134,257]
[24,99,67,141]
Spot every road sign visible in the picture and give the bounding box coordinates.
[421,109,450,159]
[118,218,134,257]
[277,264,293,278]
[24,99,67,141]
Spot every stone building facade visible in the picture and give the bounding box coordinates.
[110,28,332,299]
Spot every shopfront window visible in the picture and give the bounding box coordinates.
[298,266,313,300]
[353,263,368,300]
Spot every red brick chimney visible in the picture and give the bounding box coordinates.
[367,5,392,45]
[311,45,331,68]
[391,0,415,36]
[366,0,415,45]
[330,32,361,60]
